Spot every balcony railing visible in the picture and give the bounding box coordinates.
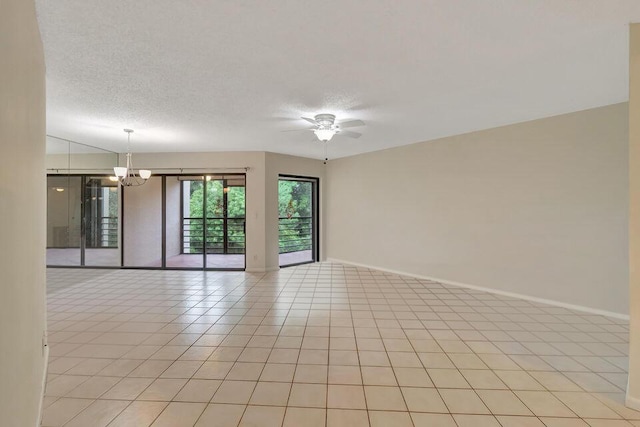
[279,216,312,254]
[86,216,118,248]
[183,217,245,254]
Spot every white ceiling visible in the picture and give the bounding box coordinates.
[36,1,640,159]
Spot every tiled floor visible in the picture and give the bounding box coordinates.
[43,263,639,427]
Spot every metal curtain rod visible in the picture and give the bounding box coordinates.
[46,167,251,172]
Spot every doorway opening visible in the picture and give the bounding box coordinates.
[278,175,319,267]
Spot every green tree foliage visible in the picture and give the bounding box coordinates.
[186,180,246,254]
[278,180,312,253]
[184,178,313,255]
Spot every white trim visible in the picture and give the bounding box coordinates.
[37,345,49,427]
[626,393,640,411]
[327,258,629,320]
[245,266,280,273]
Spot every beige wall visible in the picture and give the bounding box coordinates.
[0,0,47,425]
[627,23,640,411]
[326,103,629,316]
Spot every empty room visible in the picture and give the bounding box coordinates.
[2,1,640,426]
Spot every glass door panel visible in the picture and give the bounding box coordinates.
[47,176,82,265]
[123,176,162,267]
[279,177,317,267]
[84,176,120,266]
[167,176,205,268]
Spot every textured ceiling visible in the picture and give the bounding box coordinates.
[37,1,640,159]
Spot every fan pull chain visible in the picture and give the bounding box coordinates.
[324,141,328,165]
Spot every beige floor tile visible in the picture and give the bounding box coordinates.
[193,361,234,379]
[476,389,533,415]
[428,368,470,388]
[369,410,413,427]
[226,362,265,380]
[401,387,448,413]
[174,379,221,402]
[553,392,621,419]
[288,383,327,408]
[194,403,246,427]
[411,413,457,427]
[283,407,326,427]
[268,348,300,364]
[327,409,370,427]
[249,381,291,406]
[294,364,328,383]
[102,377,154,400]
[65,376,121,398]
[211,380,257,404]
[45,375,90,397]
[496,416,547,427]
[138,378,188,401]
[41,398,93,426]
[515,391,576,417]
[129,360,173,378]
[330,350,360,365]
[260,363,296,382]
[393,367,433,387]
[329,365,363,384]
[529,371,582,391]
[361,366,398,385]
[365,386,407,411]
[359,351,391,366]
[239,405,286,427]
[65,399,130,427]
[159,360,203,379]
[495,370,545,391]
[328,384,367,409]
[583,420,636,427]
[419,353,455,368]
[440,388,490,414]
[150,402,206,427]
[460,369,508,390]
[107,401,169,427]
[298,349,329,364]
[540,418,591,427]
[453,414,502,427]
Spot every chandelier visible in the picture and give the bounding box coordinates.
[113,129,151,186]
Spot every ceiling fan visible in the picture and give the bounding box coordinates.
[284,113,365,142]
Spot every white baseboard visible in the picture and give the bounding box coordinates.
[245,266,280,273]
[327,258,629,320]
[626,392,640,411]
[37,344,49,427]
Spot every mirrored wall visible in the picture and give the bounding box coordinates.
[46,136,120,267]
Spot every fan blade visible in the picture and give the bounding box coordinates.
[337,130,362,139]
[337,119,365,128]
[301,116,319,126]
[281,127,314,133]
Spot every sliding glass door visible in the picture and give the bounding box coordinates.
[166,175,245,269]
[47,173,246,270]
[278,176,319,267]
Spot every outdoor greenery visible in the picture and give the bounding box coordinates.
[183,178,313,255]
[187,180,246,254]
[278,180,312,253]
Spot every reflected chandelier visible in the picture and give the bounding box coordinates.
[113,129,151,186]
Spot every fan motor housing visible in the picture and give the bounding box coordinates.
[314,114,336,128]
